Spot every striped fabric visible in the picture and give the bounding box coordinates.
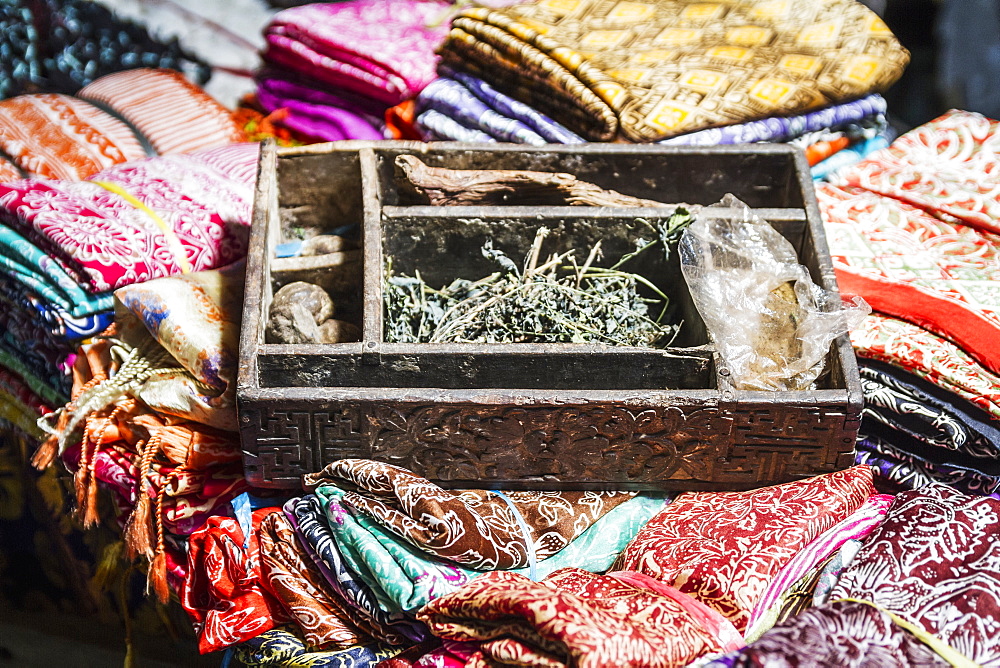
[0,94,147,180]
[79,68,245,157]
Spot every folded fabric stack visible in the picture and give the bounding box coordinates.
[819,109,1000,498]
[418,0,906,159]
[32,262,250,604]
[0,67,246,181]
[256,0,452,142]
[0,138,259,469]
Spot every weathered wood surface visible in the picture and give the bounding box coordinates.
[396,154,674,208]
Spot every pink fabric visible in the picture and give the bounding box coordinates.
[0,142,259,293]
[747,493,895,626]
[263,0,450,105]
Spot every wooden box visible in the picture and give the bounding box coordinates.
[238,141,861,490]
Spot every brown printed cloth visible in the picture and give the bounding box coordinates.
[441,0,908,142]
[303,459,635,570]
[612,465,876,631]
[418,567,745,668]
[827,483,1000,666]
[257,510,376,650]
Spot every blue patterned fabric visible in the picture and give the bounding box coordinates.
[660,94,888,147]
[236,628,398,668]
[284,495,429,643]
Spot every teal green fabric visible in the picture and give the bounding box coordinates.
[314,486,668,613]
[0,225,112,317]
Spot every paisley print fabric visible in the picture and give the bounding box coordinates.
[860,361,1000,459]
[236,628,399,668]
[831,109,1000,235]
[419,568,744,668]
[829,483,1000,665]
[856,435,1000,499]
[285,495,428,644]
[612,465,875,630]
[263,0,450,106]
[258,511,374,650]
[851,312,1000,421]
[0,142,258,296]
[820,179,1000,377]
[441,0,908,141]
[304,459,635,570]
[746,493,894,631]
[312,483,666,613]
[182,508,289,654]
[704,600,949,668]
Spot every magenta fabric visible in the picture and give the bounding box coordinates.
[263,0,451,106]
[0,143,259,294]
[256,74,386,141]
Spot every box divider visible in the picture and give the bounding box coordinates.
[359,147,384,359]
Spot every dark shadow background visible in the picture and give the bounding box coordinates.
[877,0,1000,132]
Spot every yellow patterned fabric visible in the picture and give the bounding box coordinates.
[442,0,909,141]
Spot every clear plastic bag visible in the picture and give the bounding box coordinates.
[679,194,869,391]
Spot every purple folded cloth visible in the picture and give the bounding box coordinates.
[263,0,450,106]
[256,74,386,141]
[659,94,887,146]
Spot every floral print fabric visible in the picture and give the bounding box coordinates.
[419,568,743,668]
[0,142,258,296]
[851,312,1000,421]
[612,466,876,630]
[828,483,1000,665]
[819,177,1000,377]
[304,459,635,570]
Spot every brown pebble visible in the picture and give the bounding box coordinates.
[271,281,334,323]
[318,319,362,343]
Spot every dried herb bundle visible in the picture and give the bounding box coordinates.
[385,212,692,346]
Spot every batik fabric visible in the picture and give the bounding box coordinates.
[304,459,635,570]
[419,568,744,668]
[612,465,876,630]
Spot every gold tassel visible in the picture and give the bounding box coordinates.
[124,436,160,560]
[30,435,59,470]
[147,486,170,604]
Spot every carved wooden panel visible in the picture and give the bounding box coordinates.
[365,403,735,484]
[241,406,367,486]
[709,405,861,484]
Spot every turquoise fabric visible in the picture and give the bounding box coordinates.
[313,486,668,613]
[0,224,112,317]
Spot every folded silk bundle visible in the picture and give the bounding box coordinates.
[0,142,258,302]
[264,0,449,105]
[441,0,908,141]
[303,459,635,570]
[710,484,1000,667]
[0,68,245,181]
[852,312,1000,421]
[612,465,875,631]
[418,568,745,668]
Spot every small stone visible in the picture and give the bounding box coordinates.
[266,302,322,343]
[300,235,355,256]
[272,281,334,323]
[319,319,362,343]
